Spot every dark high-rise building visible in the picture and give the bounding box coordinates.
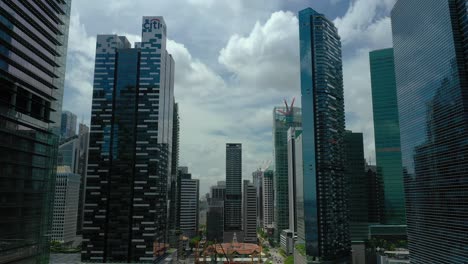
[61,110,77,139]
[296,7,350,263]
[392,0,468,263]
[343,131,368,242]
[262,169,274,231]
[168,103,179,246]
[207,200,224,243]
[366,165,383,224]
[82,17,175,263]
[369,48,406,224]
[243,180,257,243]
[0,1,72,263]
[207,181,226,242]
[224,143,242,233]
[273,103,301,242]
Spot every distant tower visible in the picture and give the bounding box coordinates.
[273,99,302,242]
[225,144,242,234]
[179,168,200,238]
[262,169,274,230]
[243,180,257,243]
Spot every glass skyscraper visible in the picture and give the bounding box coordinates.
[392,0,468,263]
[61,110,77,139]
[168,103,179,246]
[272,103,301,242]
[0,1,71,263]
[343,131,368,242]
[369,48,406,225]
[296,7,350,263]
[82,17,175,263]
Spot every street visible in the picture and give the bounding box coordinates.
[268,247,284,264]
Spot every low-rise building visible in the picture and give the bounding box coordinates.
[280,229,295,255]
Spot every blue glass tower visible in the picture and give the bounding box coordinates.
[392,0,468,263]
[296,8,350,263]
[82,17,175,263]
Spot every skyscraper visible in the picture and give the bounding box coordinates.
[287,127,302,233]
[52,166,80,244]
[61,110,77,139]
[57,123,89,236]
[243,180,257,243]
[0,1,72,263]
[179,169,199,238]
[392,1,468,263]
[262,169,274,230]
[82,16,175,263]
[343,131,367,242]
[296,7,350,263]
[366,165,383,224]
[252,170,263,228]
[211,181,226,200]
[224,143,242,236]
[76,124,89,235]
[207,181,226,242]
[273,102,301,242]
[207,200,224,243]
[369,48,406,224]
[168,103,180,246]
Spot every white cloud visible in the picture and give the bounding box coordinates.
[219,11,300,93]
[62,13,96,123]
[334,0,396,46]
[334,0,396,163]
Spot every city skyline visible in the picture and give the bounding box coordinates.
[63,0,396,194]
[1,0,467,263]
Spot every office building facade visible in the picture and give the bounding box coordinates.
[366,165,384,223]
[262,169,274,230]
[168,103,179,246]
[287,127,302,233]
[211,181,226,200]
[57,123,89,235]
[82,16,175,263]
[0,1,72,263]
[243,180,257,243]
[252,170,263,228]
[51,166,80,244]
[392,0,468,263]
[369,48,406,224]
[297,7,350,262]
[179,171,199,239]
[224,144,242,232]
[343,131,368,242]
[273,104,301,241]
[207,200,224,242]
[207,181,226,242]
[61,110,77,139]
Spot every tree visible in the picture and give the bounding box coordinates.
[189,236,201,249]
[285,255,294,264]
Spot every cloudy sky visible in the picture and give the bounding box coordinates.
[64,0,396,194]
